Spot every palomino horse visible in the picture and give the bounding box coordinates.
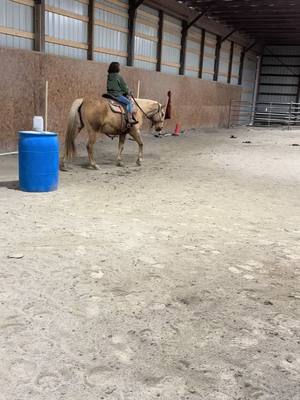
[60,97,166,171]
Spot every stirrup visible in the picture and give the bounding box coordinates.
[129,119,138,125]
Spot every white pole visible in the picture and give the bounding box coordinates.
[137,80,141,98]
[0,151,18,156]
[45,80,48,131]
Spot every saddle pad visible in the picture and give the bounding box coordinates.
[107,99,126,115]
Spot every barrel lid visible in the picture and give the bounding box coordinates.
[19,131,57,136]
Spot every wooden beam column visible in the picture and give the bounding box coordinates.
[156,10,164,72]
[227,41,234,83]
[179,20,188,75]
[199,28,205,79]
[238,42,257,85]
[87,0,95,60]
[34,0,45,52]
[180,8,210,77]
[127,0,136,66]
[297,78,300,103]
[127,0,144,66]
[213,35,222,81]
[238,46,246,85]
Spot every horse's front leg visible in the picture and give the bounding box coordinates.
[129,128,143,166]
[86,128,100,170]
[116,133,126,167]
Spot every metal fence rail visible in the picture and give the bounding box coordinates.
[229,100,300,128]
[228,100,253,127]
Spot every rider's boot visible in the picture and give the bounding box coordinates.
[128,112,138,125]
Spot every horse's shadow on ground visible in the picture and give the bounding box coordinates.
[75,155,136,169]
[74,150,160,169]
[0,180,19,190]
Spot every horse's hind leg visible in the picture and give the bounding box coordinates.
[129,129,143,166]
[60,156,68,172]
[86,129,100,170]
[116,133,126,167]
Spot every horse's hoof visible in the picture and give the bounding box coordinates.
[92,164,100,170]
[60,164,68,172]
[136,160,142,167]
[117,161,125,167]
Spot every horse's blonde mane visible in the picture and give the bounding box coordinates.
[134,98,161,111]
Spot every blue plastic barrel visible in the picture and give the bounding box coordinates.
[18,131,59,192]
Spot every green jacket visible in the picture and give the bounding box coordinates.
[107,72,129,97]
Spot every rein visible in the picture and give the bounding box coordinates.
[131,95,160,124]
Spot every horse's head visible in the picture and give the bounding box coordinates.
[151,103,166,132]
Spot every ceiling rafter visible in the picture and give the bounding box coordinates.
[176,0,300,45]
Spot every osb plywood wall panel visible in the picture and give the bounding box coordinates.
[0,48,242,151]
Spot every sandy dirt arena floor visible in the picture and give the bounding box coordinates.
[0,127,300,400]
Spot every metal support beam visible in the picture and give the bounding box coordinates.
[221,29,237,43]
[179,5,212,76]
[134,0,145,9]
[87,0,95,60]
[187,14,202,29]
[156,10,164,72]
[213,35,222,81]
[187,5,211,29]
[180,0,300,46]
[34,0,45,52]
[127,0,145,66]
[238,47,246,85]
[296,72,300,121]
[249,54,262,125]
[264,46,299,76]
[127,0,138,66]
[199,28,205,79]
[179,20,188,76]
[297,75,300,103]
[227,41,234,84]
[245,41,257,53]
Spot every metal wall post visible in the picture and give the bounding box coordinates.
[34,0,45,52]
[179,21,188,75]
[87,0,95,61]
[156,10,164,72]
[288,102,292,130]
[199,29,205,79]
[213,35,222,81]
[228,99,233,128]
[250,54,262,126]
[227,41,234,84]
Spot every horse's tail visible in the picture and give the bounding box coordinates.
[64,98,84,160]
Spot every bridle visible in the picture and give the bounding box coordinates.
[131,95,162,126]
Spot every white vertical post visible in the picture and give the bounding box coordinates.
[45,80,48,131]
[137,80,141,98]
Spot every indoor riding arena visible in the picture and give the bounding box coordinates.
[1,0,300,399]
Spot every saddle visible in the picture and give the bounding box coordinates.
[102,94,126,115]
